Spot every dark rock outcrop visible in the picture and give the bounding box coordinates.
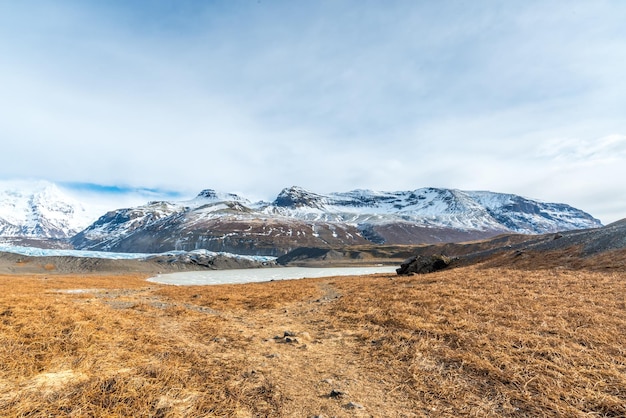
[273,186,327,209]
[396,254,452,275]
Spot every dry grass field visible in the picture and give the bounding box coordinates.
[1,264,625,417]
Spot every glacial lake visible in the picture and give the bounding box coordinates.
[147,266,398,286]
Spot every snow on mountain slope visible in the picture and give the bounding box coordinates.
[264,186,601,233]
[266,186,499,225]
[69,185,602,255]
[191,189,250,205]
[0,181,97,238]
[0,181,602,254]
[466,191,601,233]
[75,200,186,243]
[71,188,370,254]
[75,189,252,242]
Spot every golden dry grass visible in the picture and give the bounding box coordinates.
[1,266,625,417]
[328,268,626,416]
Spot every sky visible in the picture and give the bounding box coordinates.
[0,1,625,224]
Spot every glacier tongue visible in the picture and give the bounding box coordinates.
[0,243,277,262]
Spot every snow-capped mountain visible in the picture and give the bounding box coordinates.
[267,186,599,233]
[69,186,602,255]
[70,189,369,255]
[0,181,96,238]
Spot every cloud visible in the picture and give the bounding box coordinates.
[0,1,625,223]
[537,135,626,165]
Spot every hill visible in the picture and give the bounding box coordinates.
[277,217,626,270]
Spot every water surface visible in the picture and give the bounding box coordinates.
[148,266,397,286]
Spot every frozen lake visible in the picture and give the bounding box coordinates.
[147,266,398,286]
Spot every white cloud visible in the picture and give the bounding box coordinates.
[0,1,625,224]
[538,135,626,164]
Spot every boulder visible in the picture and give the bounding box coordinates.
[396,254,452,275]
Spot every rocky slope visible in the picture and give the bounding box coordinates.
[70,186,601,256]
[277,218,626,270]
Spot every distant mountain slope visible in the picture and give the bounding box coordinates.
[267,186,600,236]
[0,181,94,238]
[277,219,626,270]
[70,186,601,255]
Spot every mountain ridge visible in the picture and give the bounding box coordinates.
[68,185,602,255]
[0,181,603,255]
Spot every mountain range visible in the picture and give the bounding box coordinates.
[0,182,602,256]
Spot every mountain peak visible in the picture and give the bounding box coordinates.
[273,186,327,209]
[0,180,92,238]
[195,189,246,202]
[196,189,221,199]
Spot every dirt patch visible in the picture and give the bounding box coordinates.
[32,370,89,392]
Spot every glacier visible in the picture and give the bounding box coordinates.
[0,244,276,263]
